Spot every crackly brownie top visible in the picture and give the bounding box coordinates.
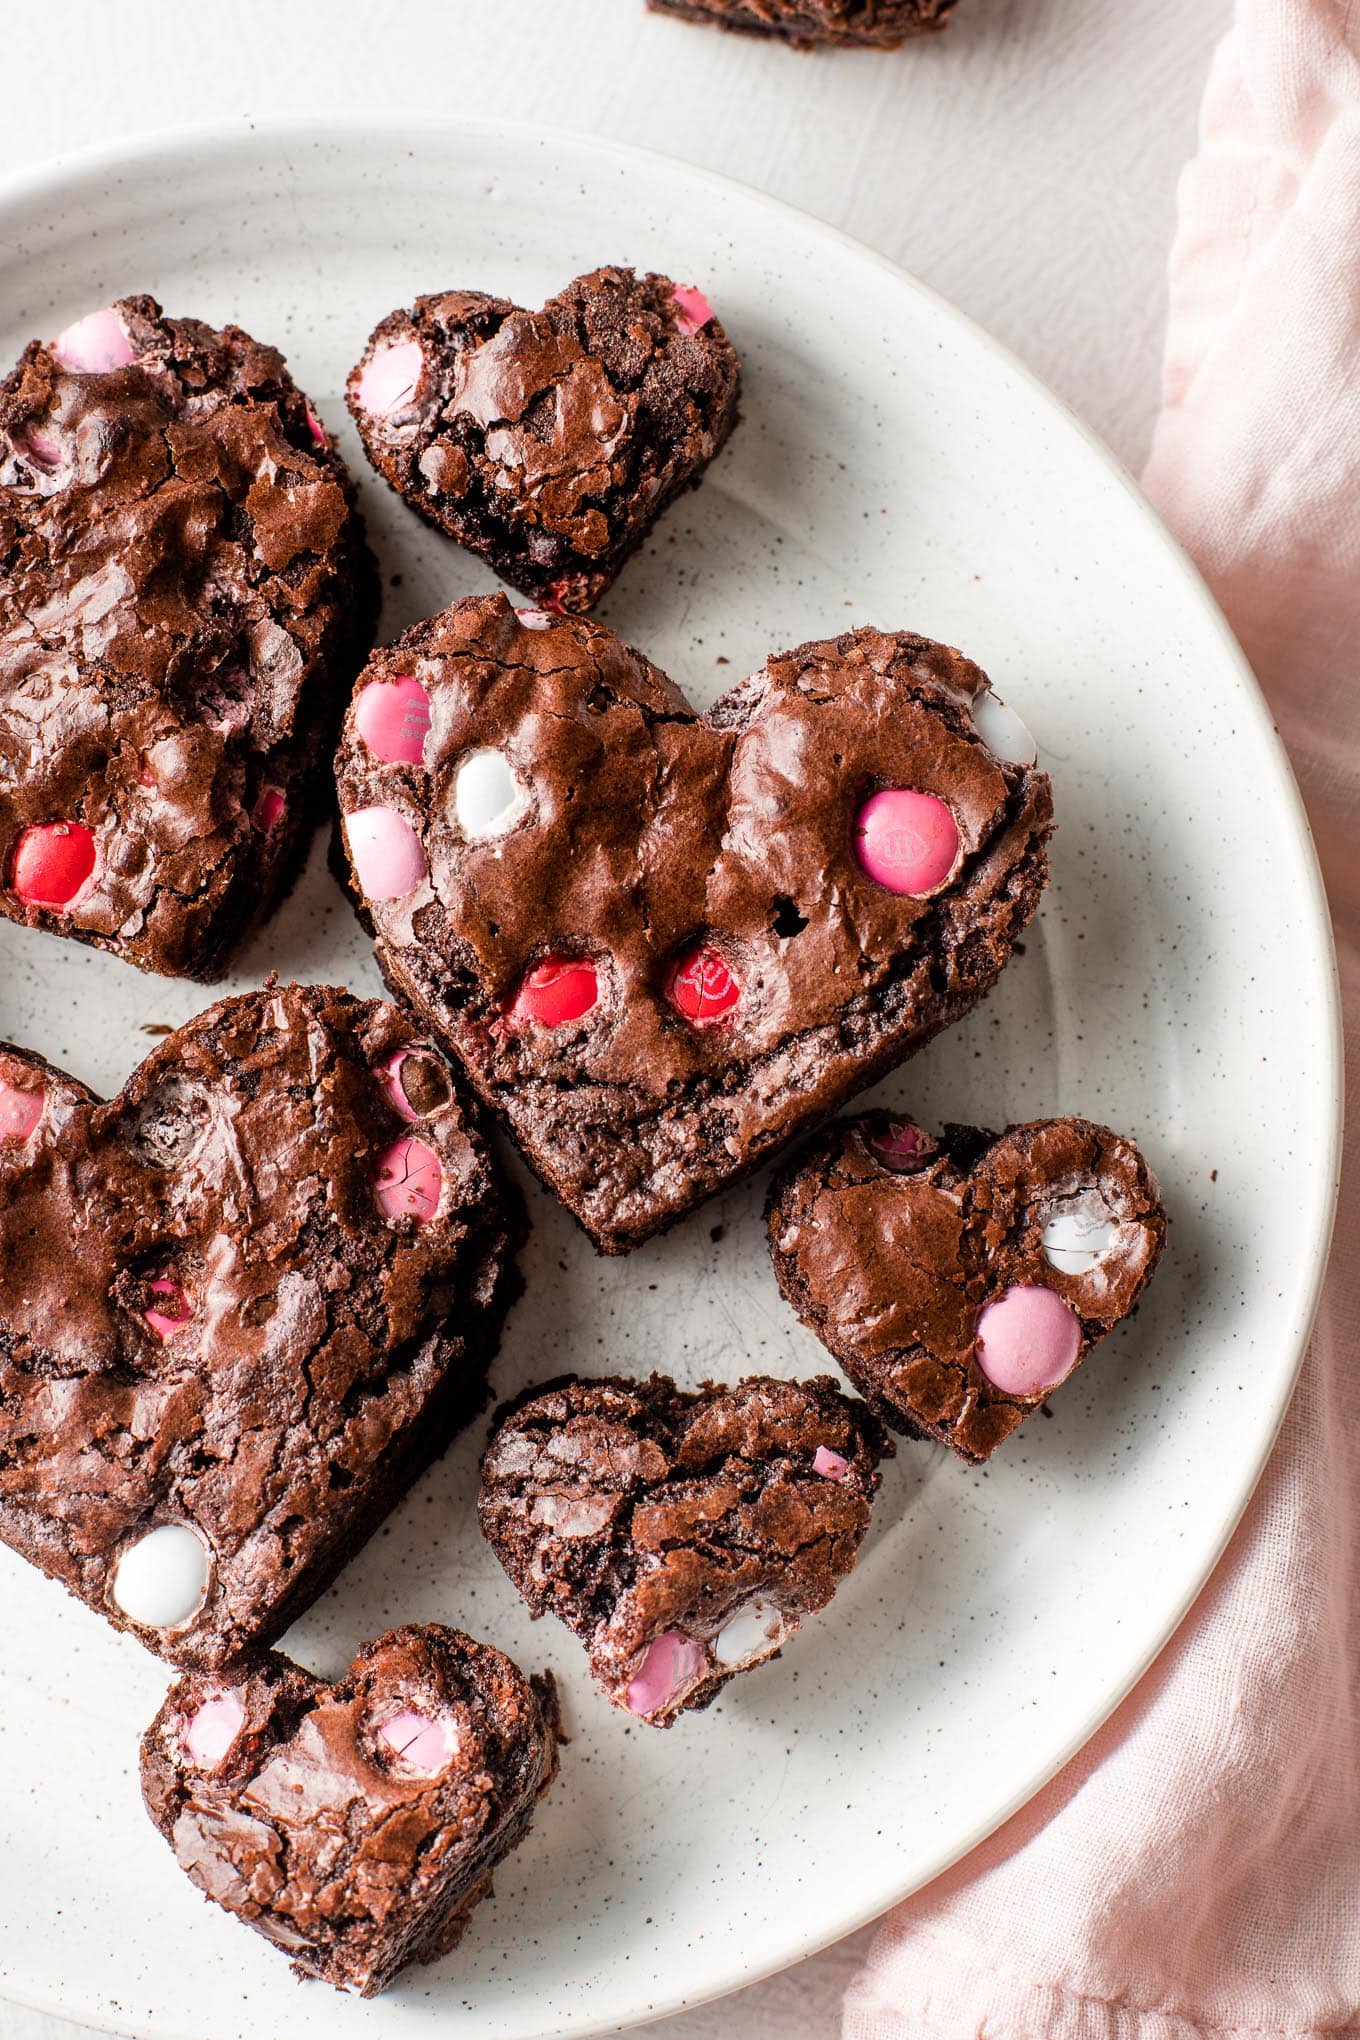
[0,982,512,1668]
[346,266,740,611]
[141,1624,559,1997]
[0,295,372,976]
[767,1112,1167,1463]
[649,0,957,46]
[479,1373,885,1725]
[334,592,1052,1244]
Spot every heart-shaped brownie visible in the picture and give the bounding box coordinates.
[647,0,957,48]
[478,1373,887,1727]
[766,1111,1167,1463]
[140,1623,559,1996]
[346,266,740,613]
[333,592,1053,1252]
[0,982,521,1669]
[0,295,376,979]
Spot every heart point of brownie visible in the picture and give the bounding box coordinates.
[0,982,522,1668]
[346,265,741,612]
[334,591,1054,1251]
[0,295,378,979]
[766,1112,1167,1463]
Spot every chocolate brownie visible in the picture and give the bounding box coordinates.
[479,1374,887,1727]
[0,982,521,1669]
[647,0,956,46]
[141,1624,559,1996]
[333,592,1053,1253]
[346,266,740,613]
[766,1111,1167,1463]
[0,296,377,979]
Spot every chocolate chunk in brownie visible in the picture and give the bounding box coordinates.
[346,266,740,613]
[0,982,521,1669]
[333,591,1053,1253]
[478,1373,887,1727]
[766,1111,1167,1463]
[647,0,956,47]
[140,1624,559,1996]
[0,295,377,979]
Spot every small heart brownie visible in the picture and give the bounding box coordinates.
[0,983,520,1668]
[334,592,1053,1252]
[766,1112,1167,1463]
[478,1373,887,1727]
[647,0,956,47]
[346,266,740,613]
[141,1624,559,1996]
[0,295,376,979]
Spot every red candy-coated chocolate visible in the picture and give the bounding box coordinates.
[8,821,98,909]
[252,787,287,833]
[144,1278,192,1341]
[504,958,599,1030]
[371,1138,443,1224]
[0,1076,44,1145]
[666,944,741,1028]
[870,1120,935,1171]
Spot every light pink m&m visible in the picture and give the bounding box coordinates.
[355,340,424,418]
[673,285,715,335]
[51,308,136,373]
[346,806,427,900]
[0,1076,43,1145]
[354,673,431,766]
[870,1120,935,1172]
[183,1690,245,1770]
[666,944,740,1028]
[812,1446,849,1481]
[376,1050,421,1124]
[372,1138,442,1224]
[624,1630,705,1717]
[975,1285,1082,1397]
[144,1278,192,1341]
[378,1707,457,1774]
[853,789,959,896]
[504,957,600,1030]
[8,820,98,909]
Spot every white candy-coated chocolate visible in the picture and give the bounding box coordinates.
[713,1601,785,1668]
[452,748,527,840]
[112,1523,210,1629]
[1042,1192,1120,1275]
[973,686,1038,767]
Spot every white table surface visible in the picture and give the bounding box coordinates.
[0,1,1227,2034]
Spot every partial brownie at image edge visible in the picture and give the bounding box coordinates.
[646,0,957,49]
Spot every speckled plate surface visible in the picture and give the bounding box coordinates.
[0,117,1341,2040]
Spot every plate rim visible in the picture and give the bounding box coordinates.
[0,107,1344,2040]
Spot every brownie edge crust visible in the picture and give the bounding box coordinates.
[647,0,957,49]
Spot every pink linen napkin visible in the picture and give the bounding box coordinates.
[843,3,1360,2035]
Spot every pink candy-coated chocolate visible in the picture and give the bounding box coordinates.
[252,787,287,833]
[666,944,741,1028]
[51,308,136,374]
[870,1119,935,1171]
[354,673,431,766]
[812,1445,850,1481]
[8,820,98,909]
[378,1707,456,1773]
[673,284,715,335]
[0,1075,44,1145]
[15,425,62,472]
[346,806,427,900]
[376,1049,420,1125]
[516,608,554,630]
[505,957,599,1030]
[624,1630,706,1717]
[853,789,960,896]
[975,1284,1082,1397]
[183,1690,245,1769]
[372,1138,443,1224]
[304,403,327,448]
[355,340,424,418]
[144,1277,192,1341]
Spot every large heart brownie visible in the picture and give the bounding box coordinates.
[479,1373,887,1727]
[0,982,520,1669]
[333,592,1053,1252]
[647,0,957,48]
[766,1111,1167,1463]
[141,1623,559,1996]
[346,266,740,613]
[0,295,376,979]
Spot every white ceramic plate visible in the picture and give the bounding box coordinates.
[0,117,1341,2040]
